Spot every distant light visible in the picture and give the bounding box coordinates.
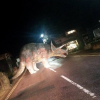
[68,44,77,50]
[68,30,76,34]
[67,40,78,50]
[41,34,44,37]
[43,39,47,44]
[99,20,100,22]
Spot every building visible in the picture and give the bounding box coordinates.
[52,29,84,52]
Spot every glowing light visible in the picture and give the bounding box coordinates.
[68,30,76,34]
[68,43,77,50]
[41,34,44,37]
[66,40,78,50]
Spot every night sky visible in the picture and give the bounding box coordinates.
[1,0,100,56]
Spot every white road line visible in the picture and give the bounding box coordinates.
[61,75,96,98]
[49,68,97,98]
[49,68,56,72]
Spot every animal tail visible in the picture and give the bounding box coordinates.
[12,61,25,80]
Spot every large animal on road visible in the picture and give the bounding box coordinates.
[12,42,68,80]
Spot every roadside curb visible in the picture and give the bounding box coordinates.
[69,54,100,57]
[3,69,27,100]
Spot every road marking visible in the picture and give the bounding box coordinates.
[61,75,96,98]
[5,69,27,100]
[49,68,56,72]
[49,68,97,99]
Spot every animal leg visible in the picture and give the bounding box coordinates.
[26,61,36,74]
[42,58,50,68]
[33,62,39,71]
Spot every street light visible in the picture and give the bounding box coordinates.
[41,34,44,37]
[40,33,48,44]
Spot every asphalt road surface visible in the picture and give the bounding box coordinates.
[9,52,100,100]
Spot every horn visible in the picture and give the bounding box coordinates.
[59,44,65,48]
[51,41,56,52]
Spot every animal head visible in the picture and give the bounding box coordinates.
[51,42,68,57]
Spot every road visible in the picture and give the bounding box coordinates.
[8,52,100,100]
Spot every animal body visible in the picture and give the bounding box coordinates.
[12,42,68,80]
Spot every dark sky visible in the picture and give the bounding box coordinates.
[1,0,100,56]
